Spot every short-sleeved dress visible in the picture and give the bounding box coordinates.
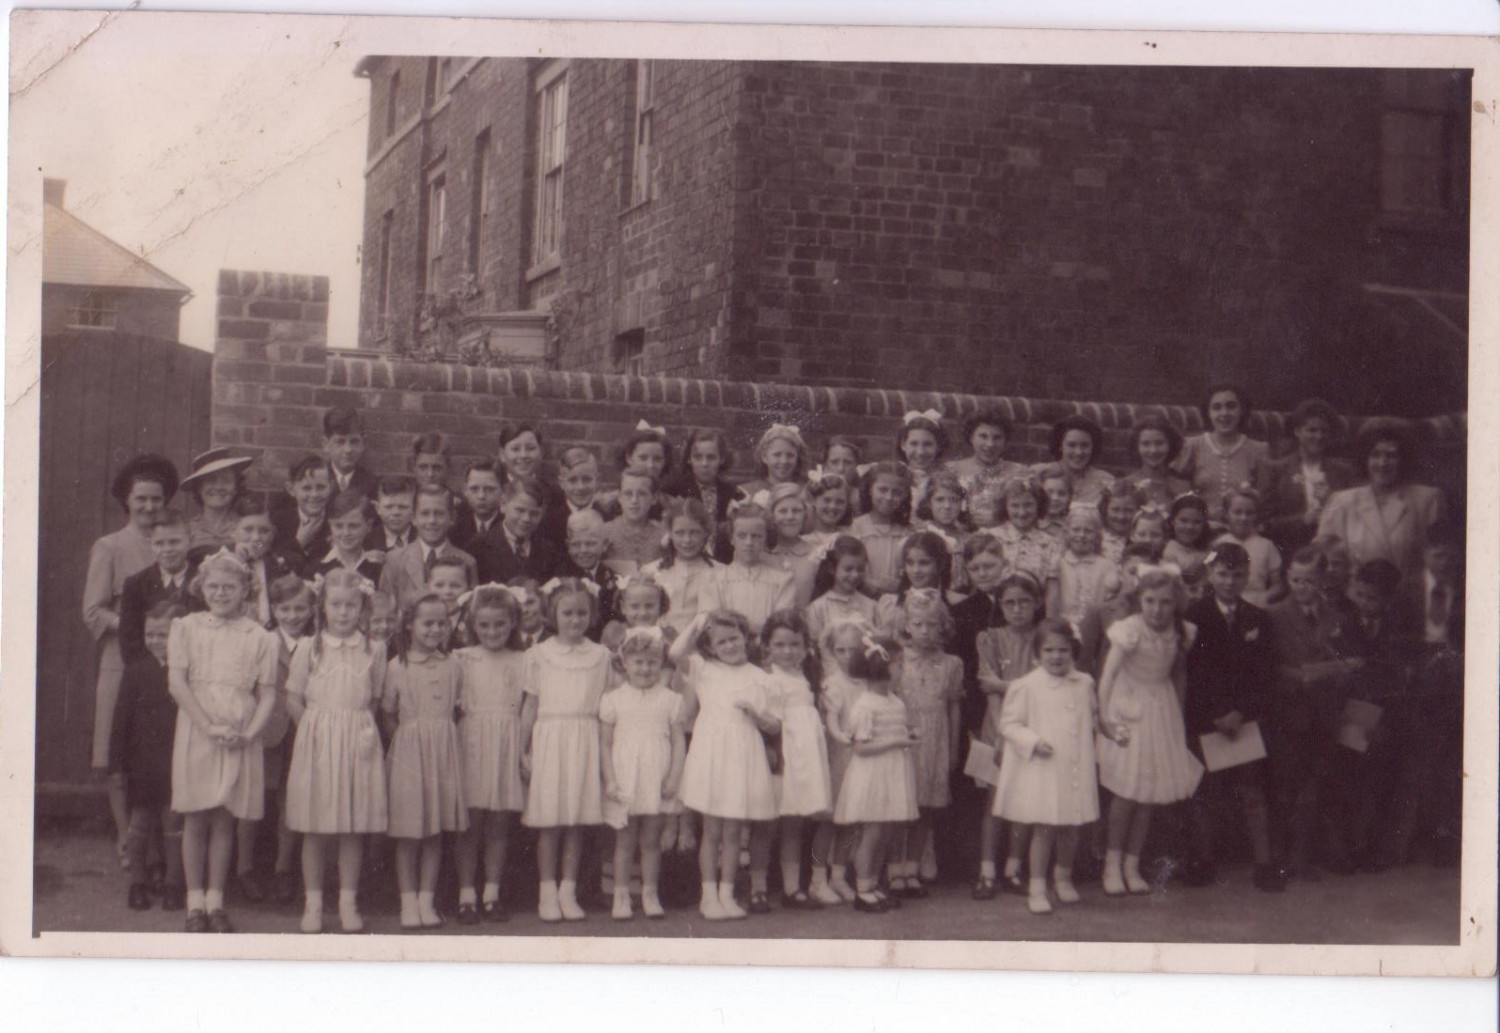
[1058,552,1119,629]
[765,668,832,817]
[522,637,611,828]
[285,632,388,834]
[700,562,796,634]
[994,523,1063,587]
[679,658,777,820]
[456,646,527,813]
[896,651,963,807]
[993,666,1100,826]
[600,681,683,829]
[975,626,1039,746]
[1095,615,1204,804]
[1174,434,1270,524]
[168,612,279,819]
[820,669,864,802]
[641,557,715,635]
[383,651,468,838]
[769,537,821,611]
[834,691,919,824]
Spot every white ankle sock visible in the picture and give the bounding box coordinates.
[186,889,206,912]
[482,882,500,904]
[305,889,324,913]
[204,889,224,911]
[339,889,358,911]
[459,887,478,906]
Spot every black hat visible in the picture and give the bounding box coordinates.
[110,453,180,508]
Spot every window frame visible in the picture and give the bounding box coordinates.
[628,60,657,209]
[66,289,118,331]
[529,59,570,277]
[424,168,448,296]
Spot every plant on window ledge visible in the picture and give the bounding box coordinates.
[417,273,483,357]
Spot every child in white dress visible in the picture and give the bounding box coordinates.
[520,578,612,922]
[454,585,528,925]
[1058,508,1122,630]
[285,570,388,933]
[993,619,1100,915]
[834,631,918,913]
[1213,485,1284,607]
[642,497,717,636]
[600,627,686,920]
[678,610,782,920]
[382,593,468,929]
[169,549,280,934]
[1095,566,1204,897]
[807,619,870,904]
[747,611,833,911]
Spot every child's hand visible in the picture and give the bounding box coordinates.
[1214,711,1244,737]
[519,752,532,780]
[1108,723,1131,747]
[661,775,679,800]
[1034,741,1055,758]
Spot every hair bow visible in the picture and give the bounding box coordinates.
[860,632,890,661]
[1137,502,1168,518]
[1138,562,1183,581]
[357,577,376,597]
[457,582,511,610]
[806,464,827,483]
[907,587,941,604]
[855,463,875,478]
[541,577,602,599]
[206,546,251,575]
[766,422,804,443]
[624,569,662,590]
[636,419,666,436]
[1201,550,1219,568]
[305,574,324,596]
[621,625,666,647]
[903,409,942,426]
[728,490,771,516]
[809,536,837,565]
[660,530,673,550]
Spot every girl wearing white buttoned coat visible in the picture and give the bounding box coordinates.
[993,619,1100,915]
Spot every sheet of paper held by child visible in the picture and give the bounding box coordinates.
[1,10,1495,982]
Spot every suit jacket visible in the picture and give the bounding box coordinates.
[449,506,506,556]
[950,589,1004,738]
[535,493,619,555]
[1255,454,1359,555]
[364,523,415,553]
[551,558,619,641]
[469,530,560,587]
[1184,596,1275,736]
[108,655,176,783]
[261,631,299,750]
[377,540,478,614]
[330,463,379,500]
[247,549,303,629]
[271,505,332,569]
[1316,483,1445,592]
[303,550,386,585]
[118,563,197,665]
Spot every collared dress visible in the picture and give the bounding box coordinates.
[995,522,1063,586]
[383,650,468,837]
[285,632,388,834]
[456,646,528,813]
[769,536,821,610]
[834,690,919,824]
[950,456,1028,503]
[1095,615,1204,804]
[1174,434,1270,524]
[168,611,279,819]
[522,636,611,828]
[84,523,156,768]
[804,591,878,653]
[993,666,1100,826]
[641,556,716,636]
[1057,551,1119,629]
[848,513,912,596]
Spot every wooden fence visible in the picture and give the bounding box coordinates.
[37,331,212,789]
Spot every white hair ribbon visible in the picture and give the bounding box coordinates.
[903,409,942,425]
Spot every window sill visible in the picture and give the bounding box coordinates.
[619,198,652,218]
[525,257,562,283]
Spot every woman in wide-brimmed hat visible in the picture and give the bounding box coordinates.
[82,452,180,866]
[180,448,255,555]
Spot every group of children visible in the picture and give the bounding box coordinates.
[98,396,1463,932]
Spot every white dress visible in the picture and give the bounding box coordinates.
[457,646,527,813]
[848,514,912,595]
[834,690,919,824]
[384,652,468,837]
[993,666,1100,826]
[521,637,611,827]
[765,668,832,817]
[168,613,278,819]
[600,681,683,829]
[641,557,715,635]
[679,658,777,820]
[700,562,795,633]
[821,670,863,801]
[804,591,878,653]
[285,632,388,834]
[1095,615,1204,804]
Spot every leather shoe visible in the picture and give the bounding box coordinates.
[127,884,152,911]
[208,909,235,933]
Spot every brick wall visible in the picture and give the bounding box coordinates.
[734,62,1469,414]
[217,268,1465,501]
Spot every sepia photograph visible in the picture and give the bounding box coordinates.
[2,10,1495,982]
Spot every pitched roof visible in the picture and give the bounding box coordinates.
[42,202,191,296]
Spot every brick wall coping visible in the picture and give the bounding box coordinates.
[326,349,1466,444]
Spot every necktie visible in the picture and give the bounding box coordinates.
[423,548,437,580]
[516,537,529,559]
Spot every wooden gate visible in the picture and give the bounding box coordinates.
[37,331,213,789]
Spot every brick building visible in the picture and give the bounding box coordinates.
[354,58,1468,417]
[42,178,191,342]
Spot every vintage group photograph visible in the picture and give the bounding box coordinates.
[5,12,1493,976]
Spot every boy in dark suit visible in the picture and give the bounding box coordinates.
[468,479,559,587]
[119,510,197,665]
[323,407,378,499]
[366,475,418,553]
[232,493,302,628]
[272,454,333,567]
[1414,522,1464,867]
[451,460,506,555]
[1183,542,1284,891]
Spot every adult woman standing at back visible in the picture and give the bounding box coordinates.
[1173,384,1269,526]
[83,453,180,867]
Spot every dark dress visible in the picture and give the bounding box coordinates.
[109,655,179,809]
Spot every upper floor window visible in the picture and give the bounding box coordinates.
[629,60,657,207]
[68,290,117,330]
[532,60,569,268]
[425,170,447,293]
[385,70,400,137]
[469,129,491,276]
[376,210,394,336]
[1380,69,1467,219]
